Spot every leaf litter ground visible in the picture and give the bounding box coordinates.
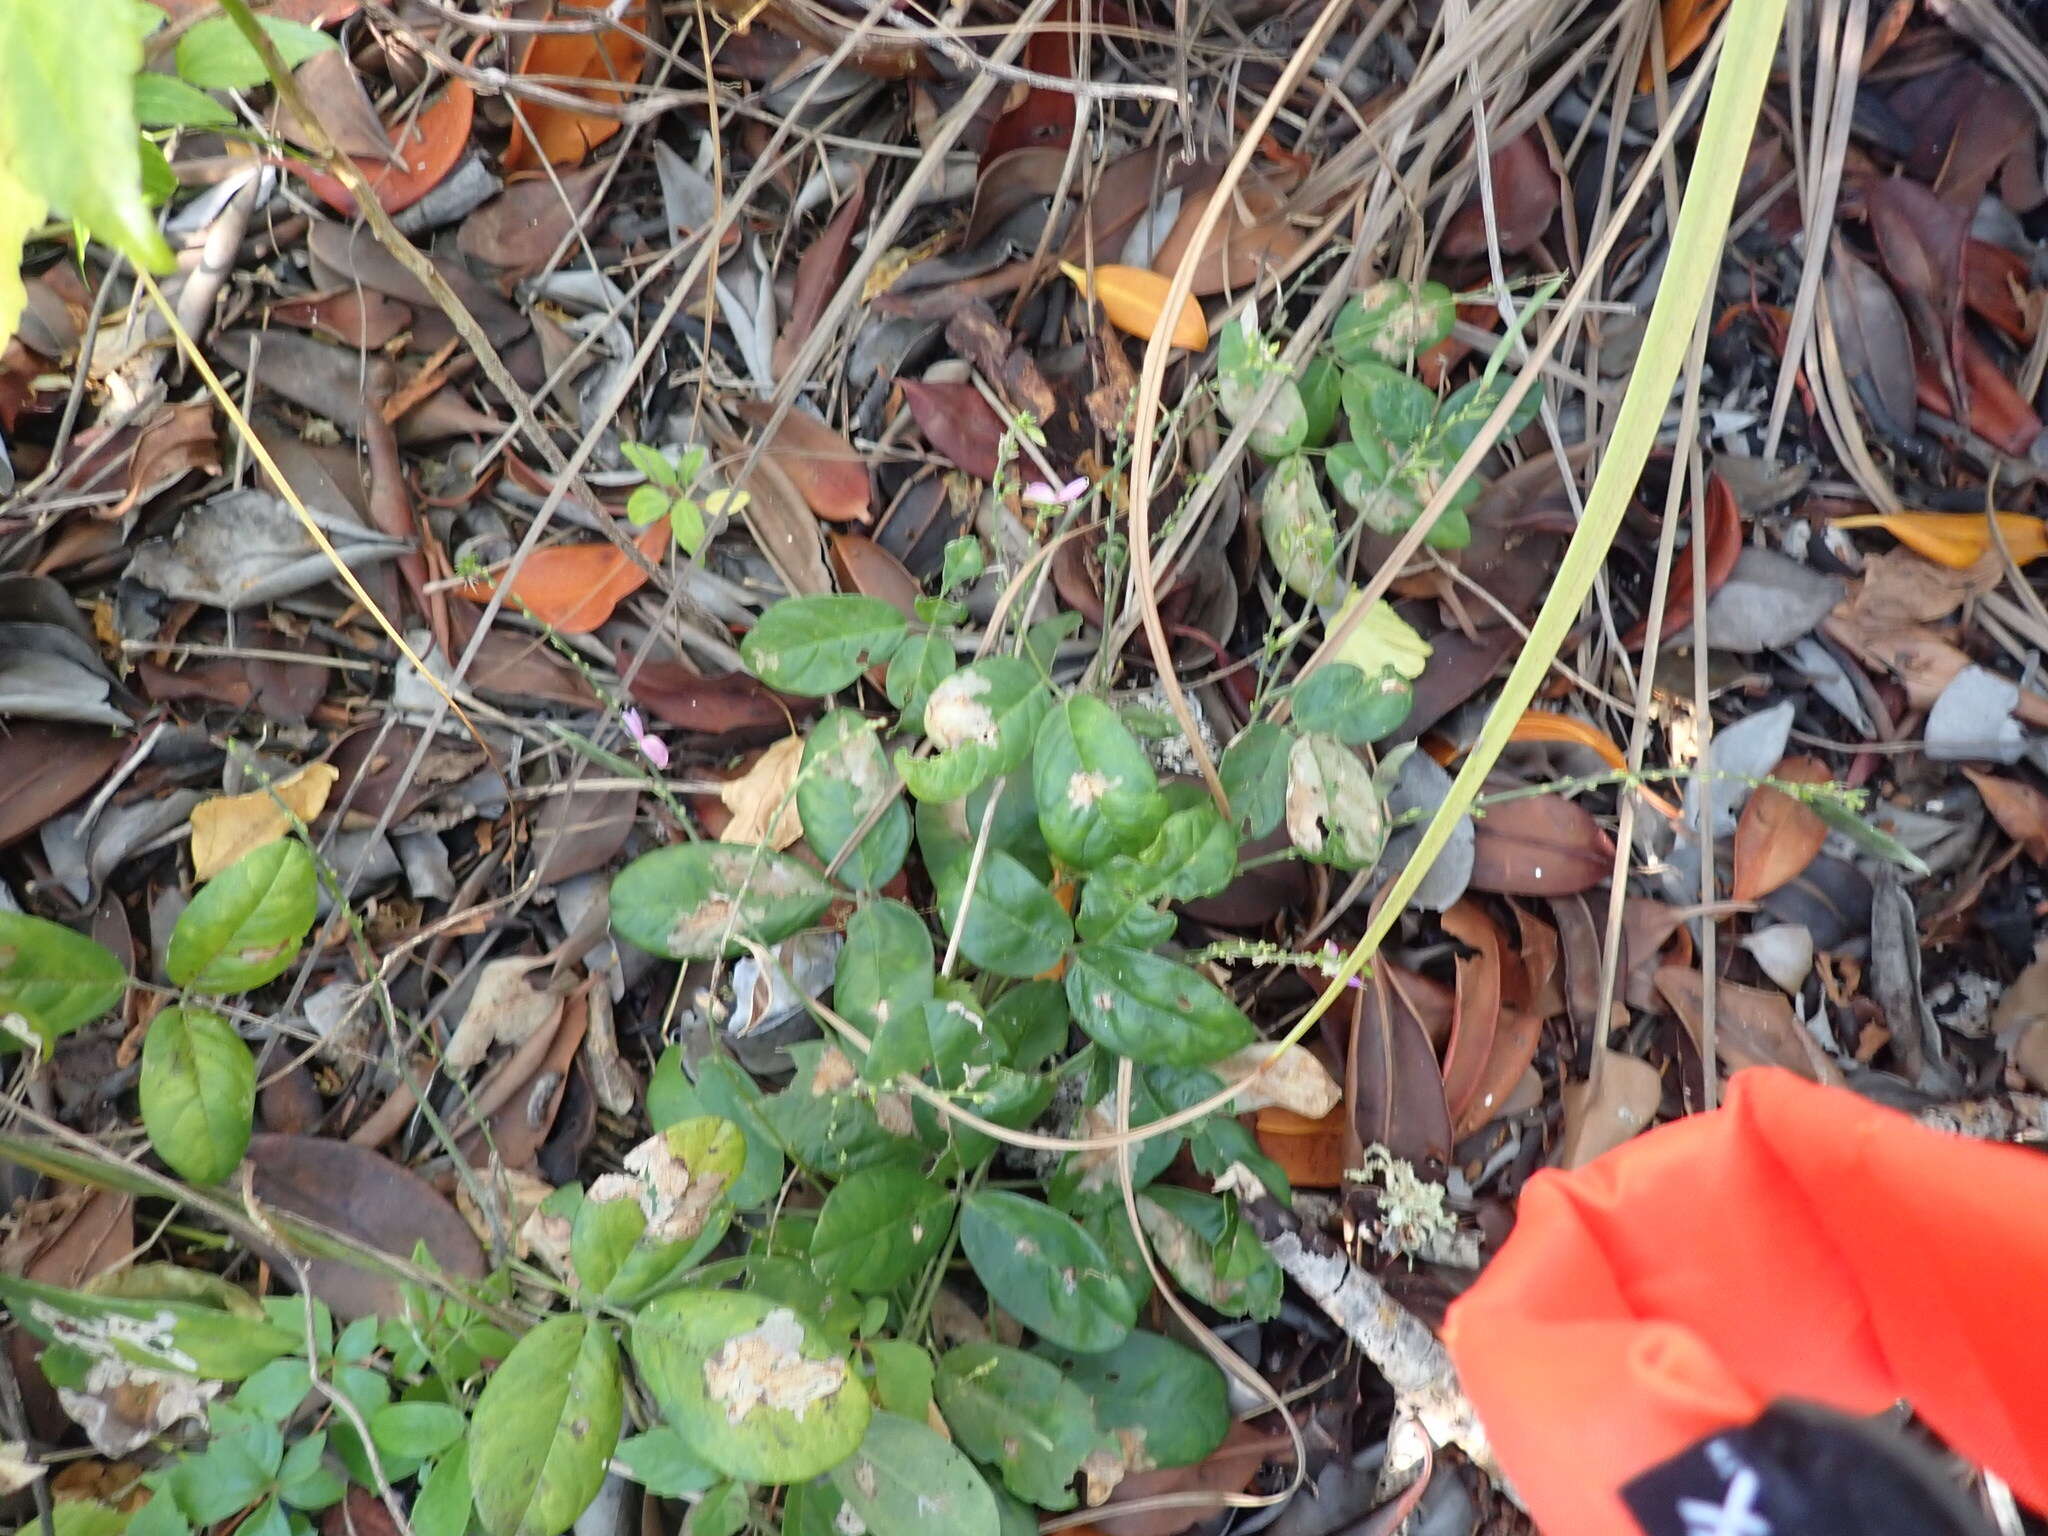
[6,1,2048,1534]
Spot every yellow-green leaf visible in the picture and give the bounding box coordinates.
[0,0,174,275]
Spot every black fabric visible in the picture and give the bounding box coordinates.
[1618,1400,1994,1536]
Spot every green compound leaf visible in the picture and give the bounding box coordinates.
[809,1164,953,1295]
[1035,1330,1230,1470]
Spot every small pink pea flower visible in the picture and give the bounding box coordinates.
[1023,475,1089,508]
[622,708,670,771]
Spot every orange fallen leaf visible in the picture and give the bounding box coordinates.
[1059,261,1209,350]
[458,521,669,635]
[1962,767,2048,863]
[502,0,648,171]
[1731,756,1831,902]
[1638,0,1733,91]
[300,79,475,217]
[1497,710,1684,820]
[1253,1104,1348,1187]
[1831,510,2048,570]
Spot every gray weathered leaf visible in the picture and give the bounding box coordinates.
[127,489,411,611]
[1686,549,1843,653]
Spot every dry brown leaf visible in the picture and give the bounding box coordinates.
[1962,767,2048,862]
[733,402,871,524]
[1148,172,1305,296]
[1465,792,1614,894]
[189,762,338,881]
[1654,966,1843,1085]
[1845,546,2001,629]
[1558,1049,1662,1168]
[1213,1042,1341,1117]
[445,958,561,1075]
[1730,756,1831,902]
[1439,899,1505,1128]
[720,737,805,849]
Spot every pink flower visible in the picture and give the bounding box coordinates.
[1023,475,1089,507]
[622,708,670,771]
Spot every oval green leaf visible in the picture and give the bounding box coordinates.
[1063,945,1255,1066]
[809,1165,953,1295]
[931,848,1070,980]
[798,710,910,892]
[831,1412,998,1536]
[1036,1331,1230,1469]
[934,1342,1096,1510]
[166,839,317,994]
[611,843,835,961]
[0,912,125,1052]
[468,1314,622,1536]
[1031,697,1167,870]
[631,1290,870,1485]
[740,595,907,696]
[958,1192,1133,1353]
[139,1006,254,1185]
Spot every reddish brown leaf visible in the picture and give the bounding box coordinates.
[1731,756,1831,902]
[1350,970,1454,1178]
[1868,176,1969,410]
[0,723,125,847]
[502,0,648,171]
[322,1491,401,1536]
[979,5,1077,168]
[1963,240,2034,344]
[1458,1007,1545,1139]
[733,402,871,523]
[1439,899,1506,1130]
[625,659,818,739]
[457,521,668,636]
[776,171,867,372]
[1516,903,1565,1018]
[300,79,475,217]
[1962,767,2048,863]
[828,532,921,618]
[114,400,219,517]
[1149,172,1306,296]
[244,1134,488,1319]
[898,376,1005,481]
[1654,966,1843,1084]
[1253,1104,1349,1188]
[964,147,1071,251]
[1624,472,1741,648]
[458,165,610,279]
[1913,327,2043,457]
[1441,131,1559,259]
[268,286,413,350]
[1467,792,1614,894]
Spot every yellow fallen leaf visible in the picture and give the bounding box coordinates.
[1059,261,1209,350]
[1832,511,2048,571]
[189,762,338,881]
[719,736,805,849]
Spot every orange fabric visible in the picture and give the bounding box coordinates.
[1442,1068,2048,1536]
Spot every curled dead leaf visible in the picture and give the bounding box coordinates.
[1730,756,1831,902]
[720,737,806,849]
[189,762,338,881]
